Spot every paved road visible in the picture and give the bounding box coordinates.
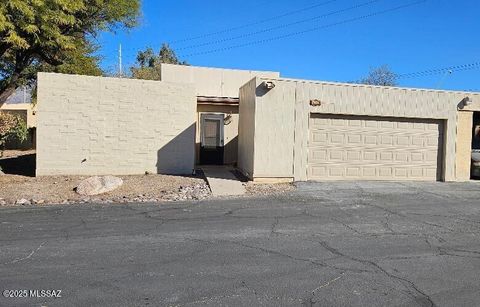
[1,182,480,307]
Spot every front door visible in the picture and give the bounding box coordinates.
[200,114,224,165]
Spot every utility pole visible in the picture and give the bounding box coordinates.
[118,43,123,77]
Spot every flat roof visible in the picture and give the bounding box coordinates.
[258,76,480,95]
[161,63,280,76]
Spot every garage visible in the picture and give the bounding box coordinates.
[307,114,444,181]
[239,77,478,182]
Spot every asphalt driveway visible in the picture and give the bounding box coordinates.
[1,181,480,306]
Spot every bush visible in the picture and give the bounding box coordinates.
[0,112,28,157]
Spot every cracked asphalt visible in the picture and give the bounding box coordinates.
[1,181,480,306]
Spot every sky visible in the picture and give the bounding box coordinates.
[98,0,480,92]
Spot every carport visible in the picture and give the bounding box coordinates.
[238,77,480,182]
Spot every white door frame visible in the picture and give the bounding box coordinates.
[200,113,225,147]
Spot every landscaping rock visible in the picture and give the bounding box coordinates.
[75,176,123,196]
[166,183,211,201]
[0,199,6,206]
[32,199,45,205]
[16,198,31,206]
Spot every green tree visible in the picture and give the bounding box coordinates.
[0,0,140,106]
[358,65,398,86]
[131,43,188,80]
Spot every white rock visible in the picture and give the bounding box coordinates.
[16,198,31,206]
[75,176,123,196]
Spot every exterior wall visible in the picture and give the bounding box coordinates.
[244,77,480,181]
[253,80,296,178]
[238,78,257,178]
[36,73,196,176]
[160,64,280,98]
[456,111,473,181]
[196,104,239,165]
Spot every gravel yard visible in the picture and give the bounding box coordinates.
[0,174,211,206]
[0,174,296,206]
[0,151,296,206]
[244,182,296,196]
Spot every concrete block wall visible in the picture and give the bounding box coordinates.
[36,73,196,176]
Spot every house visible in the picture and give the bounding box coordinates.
[35,65,480,182]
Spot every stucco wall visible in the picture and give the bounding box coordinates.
[196,104,239,165]
[456,111,473,181]
[160,64,279,98]
[238,78,257,178]
[253,80,296,178]
[246,77,480,181]
[36,73,196,176]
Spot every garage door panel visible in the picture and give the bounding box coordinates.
[307,114,443,181]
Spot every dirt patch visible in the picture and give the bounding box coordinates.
[0,149,36,159]
[0,174,210,206]
[245,182,296,196]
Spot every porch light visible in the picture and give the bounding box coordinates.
[463,96,472,106]
[263,81,275,90]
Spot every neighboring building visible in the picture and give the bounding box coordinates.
[1,87,36,149]
[36,65,480,182]
[0,86,36,128]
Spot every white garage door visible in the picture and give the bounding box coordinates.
[308,114,444,181]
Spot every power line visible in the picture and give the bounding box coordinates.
[171,0,340,44]
[398,62,480,79]
[182,1,426,57]
[176,0,383,52]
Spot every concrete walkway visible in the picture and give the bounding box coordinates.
[201,166,246,197]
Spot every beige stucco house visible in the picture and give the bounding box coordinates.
[36,64,480,182]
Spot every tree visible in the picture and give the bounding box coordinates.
[131,43,188,80]
[0,0,140,106]
[358,65,398,86]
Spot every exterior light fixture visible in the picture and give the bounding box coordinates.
[463,96,472,107]
[263,81,275,90]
